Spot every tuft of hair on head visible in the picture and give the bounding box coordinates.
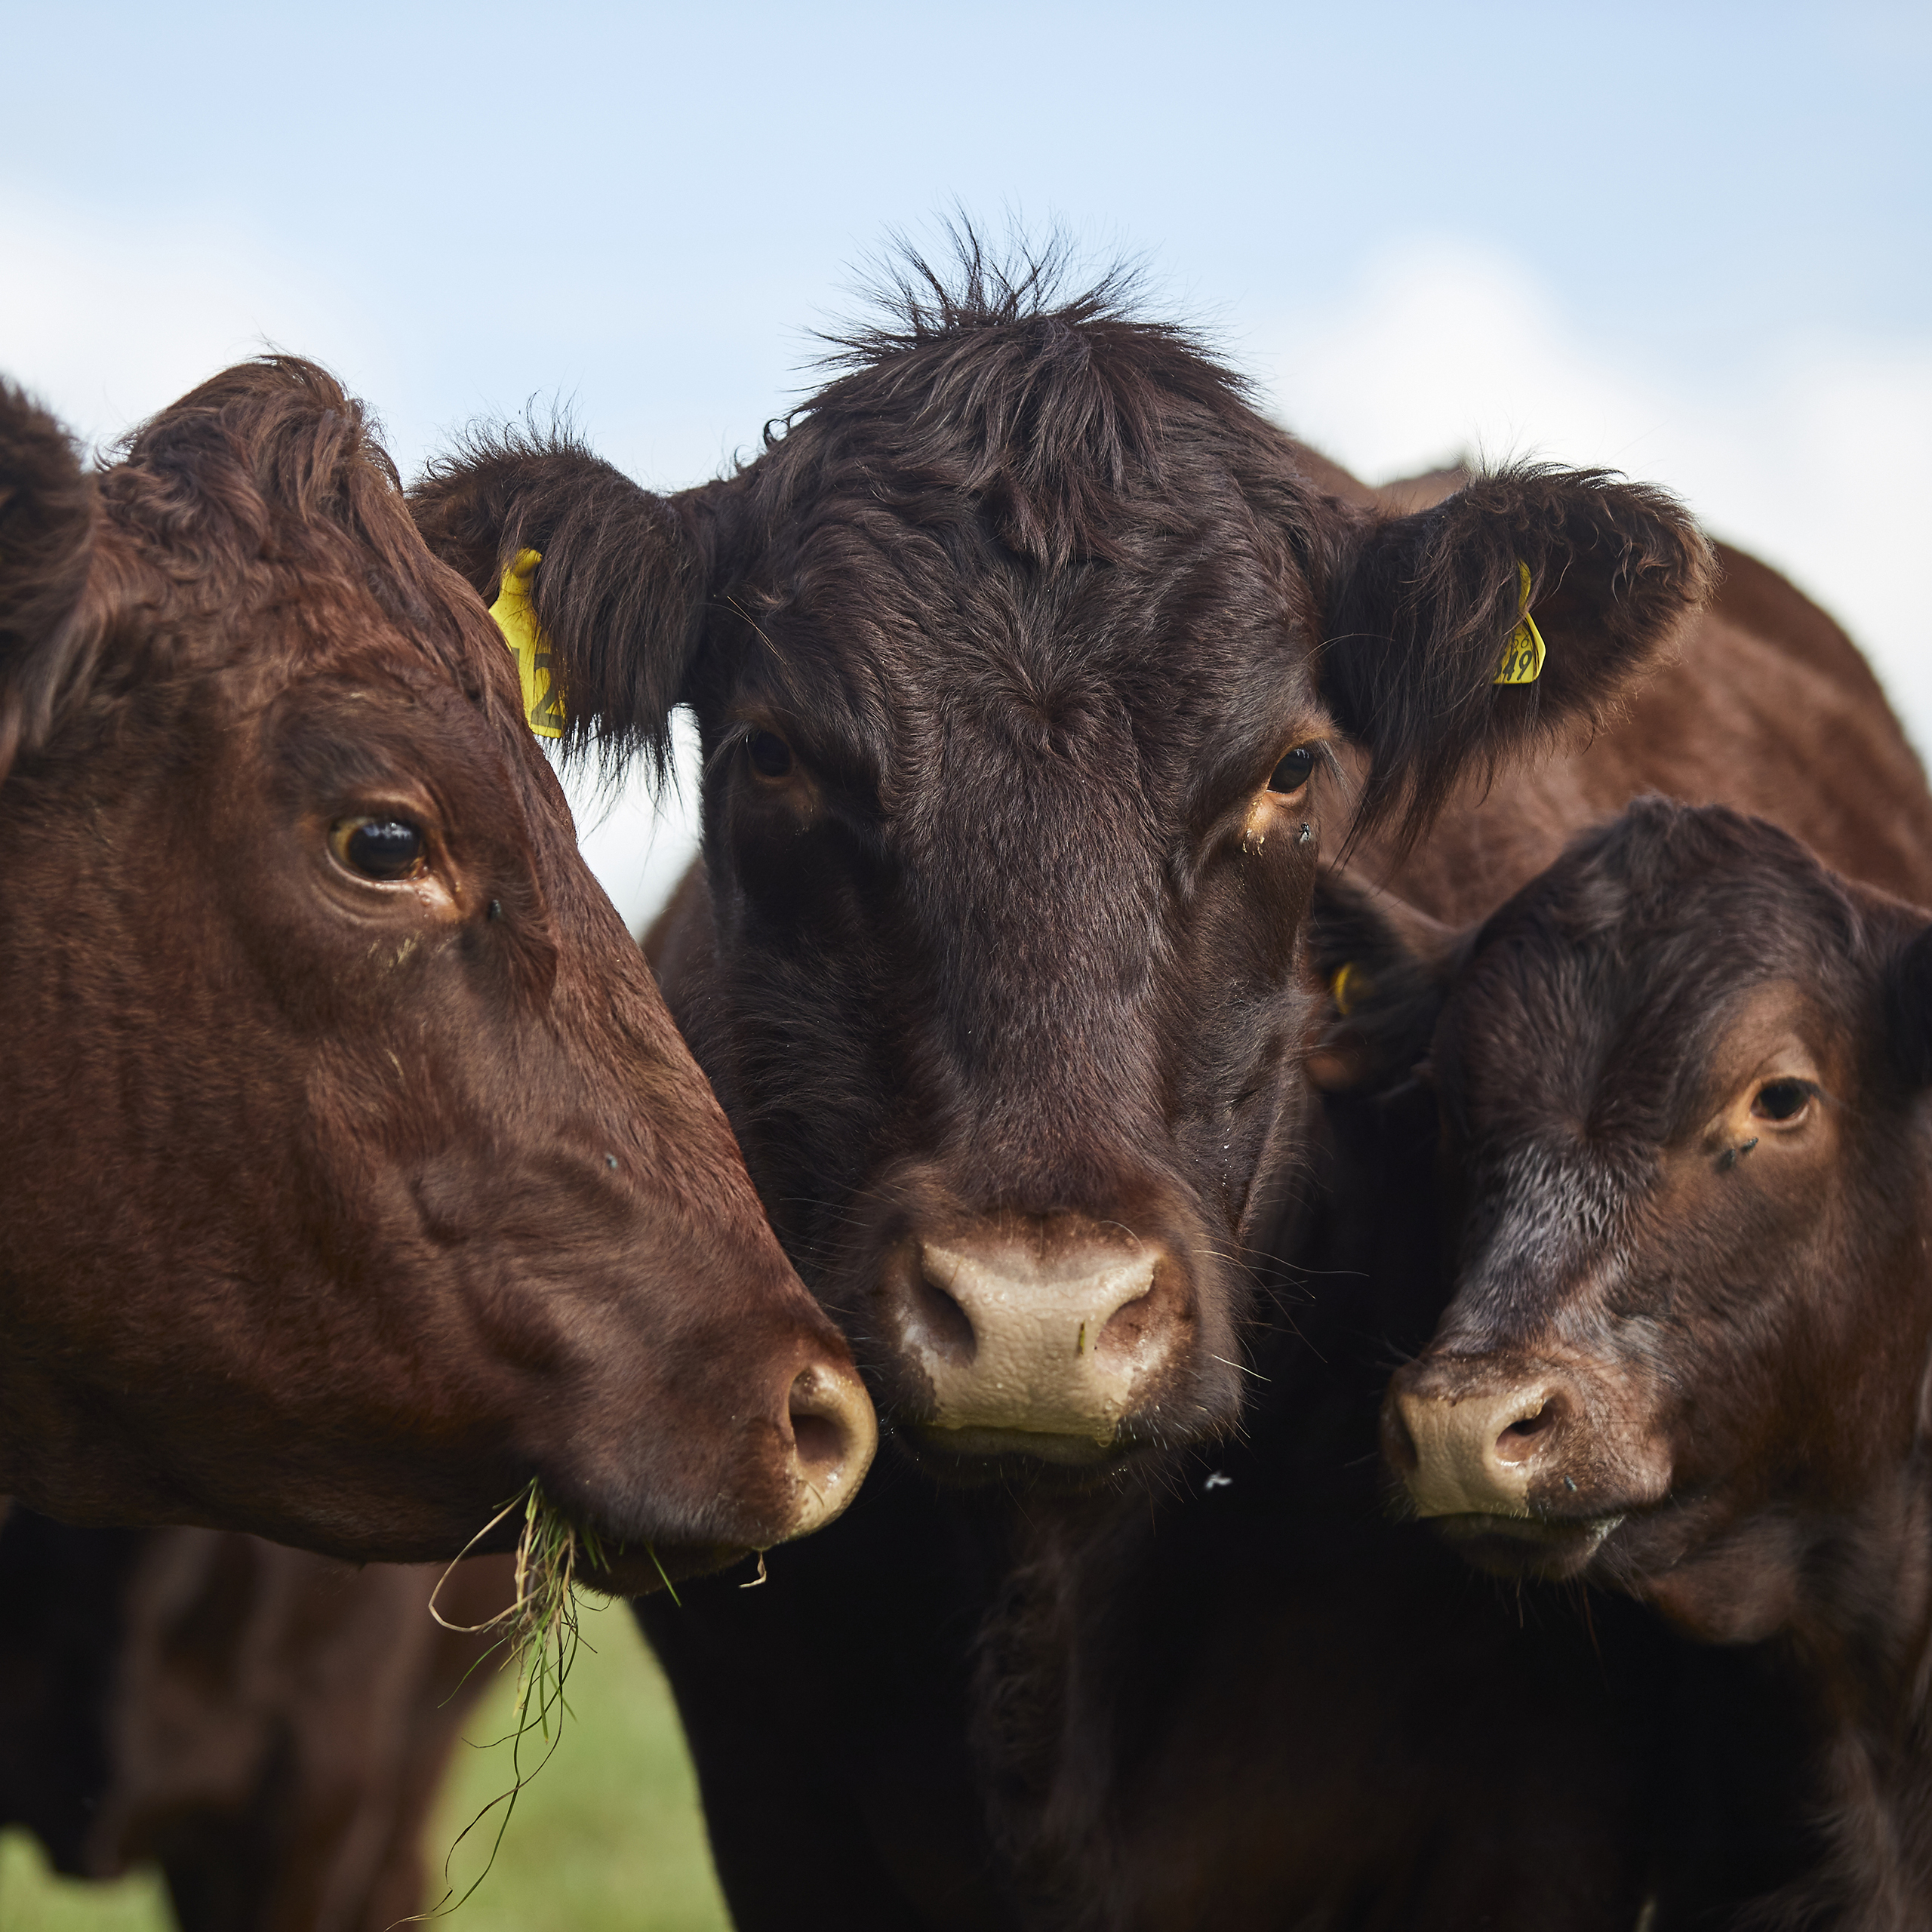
[801,215,1252,572]
[0,379,100,784]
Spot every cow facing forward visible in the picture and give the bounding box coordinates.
[413,254,1713,1475]
[0,360,872,1576]
[1384,800,1932,1925]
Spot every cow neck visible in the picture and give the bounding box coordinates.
[1753,1452,1932,1926]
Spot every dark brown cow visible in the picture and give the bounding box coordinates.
[951,557,1932,1930]
[612,471,1931,1929]
[0,1508,510,1931]
[404,249,1759,1927]
[1383,800,1932,1927]
[0,359,872,1579]
[412,254,1710,1475]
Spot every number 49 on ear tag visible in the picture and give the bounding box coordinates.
[1494,561,1546,686]
[488,548,568,740]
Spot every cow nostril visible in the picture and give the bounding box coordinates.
[1494,1397,1562,1466]
[789,1407,844,1476]
[780,1364,878,1541]
[911,1252,980,1364]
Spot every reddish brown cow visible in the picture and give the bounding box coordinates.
[0,359,872,1577]
[1382,800,1932,1927]
[0,1507,510,1932]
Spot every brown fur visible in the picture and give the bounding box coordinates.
[0,359,863,1580]
[412,250,1711,1467]
[1377,801,1932,1927]
[619,482,1917,1922]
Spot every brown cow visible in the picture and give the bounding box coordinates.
[0,358,872,1580]
[955,555,1932,1929]
[0,1507,509,1932]
[411,251,1711,1475]
[1382,800,1932,1927]
[404,247,1757,1927]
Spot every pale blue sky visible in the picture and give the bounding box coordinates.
[7,1,1928,922]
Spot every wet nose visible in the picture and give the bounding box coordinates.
[778,1360,877,1539]
[1383,1365,1575,1518]
[896,1220,1187,1458]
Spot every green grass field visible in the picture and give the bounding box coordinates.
[0,1601,731,1931]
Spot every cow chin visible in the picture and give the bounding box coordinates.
[1426,1510,1625,1583]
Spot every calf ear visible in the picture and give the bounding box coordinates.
[0,383,99,783]
[1318,466,1714,848]
[1305,869,1460,1094]
[410,430,718,781]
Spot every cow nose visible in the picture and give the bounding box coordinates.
[1384,1368,1574,1519]
[897,1222,1186,1459]
[779,1361,877,1540]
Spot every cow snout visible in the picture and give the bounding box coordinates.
[1383,1366,1577,1520]
[894,1220,1187,1461]
[780,1361,878,1539]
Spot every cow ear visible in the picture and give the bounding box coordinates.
[0,382,100,784]
[410,430,719,783]
[1318,467,1715,849]
[1305,869,1460,1094]
[1883,922,1932,1091]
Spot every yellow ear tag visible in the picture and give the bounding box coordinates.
[488,548,567,740]
[1331,961,1359,1018]
[1493,560,1546,687]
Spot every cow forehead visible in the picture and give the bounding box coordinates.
[722,518,1325,807]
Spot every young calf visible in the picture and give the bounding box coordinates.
[1384,799,1932,1927]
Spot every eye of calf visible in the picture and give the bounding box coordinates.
[746,730,795,780]
[1751,1078,1814,1124]
[333,817,427,881]
[1268,746,1315,795]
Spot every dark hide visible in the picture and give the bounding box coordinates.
[412,252,1712,1470]
[1383,801,1932,1927]
[0,1507,509,1931]
[0,360,870,1579]
[632,469,1924,1923]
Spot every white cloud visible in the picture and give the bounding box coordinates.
[1254,238,1932,754]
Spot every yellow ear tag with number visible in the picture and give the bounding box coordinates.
[488,548,567,740]
[1493,560,1546,687]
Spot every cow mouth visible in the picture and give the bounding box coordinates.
[895,1420,1140,1490]
[575,1539,749,1596]
[1426,1509,1625,1580]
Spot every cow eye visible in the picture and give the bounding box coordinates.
[332,817,427,881]
[1751,1079,1814,1124]
[747,730,795,780]
[1269,746,1316,795]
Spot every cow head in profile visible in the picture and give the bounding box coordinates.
[414,251,1711,1481]
[0,358,873,1578]
[1380,801,1932,1643]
